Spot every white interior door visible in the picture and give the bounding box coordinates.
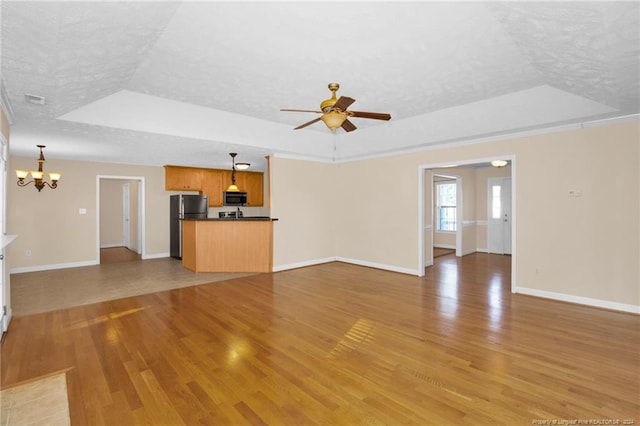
[488,177,512,255]
[122,183,130,249]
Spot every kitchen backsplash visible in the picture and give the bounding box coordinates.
[207,206,271,218]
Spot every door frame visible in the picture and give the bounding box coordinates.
[122,183,130,249]
[0,133,7,334]
[418,155,517,292]
[96,175,145,261]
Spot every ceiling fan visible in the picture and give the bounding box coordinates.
[280,83,391,132]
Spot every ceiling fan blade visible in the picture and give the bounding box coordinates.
[341,119,357,132]
[294,117,322,130]
[333,96,356,111]
[281,109,323,113]
[349,111,391,121]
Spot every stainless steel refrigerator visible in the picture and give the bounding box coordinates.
[170,194,208,259]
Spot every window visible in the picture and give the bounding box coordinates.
[491,184,501,219]
[436,181,457,231]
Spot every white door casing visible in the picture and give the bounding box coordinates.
[122,183,130,249]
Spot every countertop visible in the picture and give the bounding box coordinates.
[181,217,278,222]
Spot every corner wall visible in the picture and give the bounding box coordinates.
[270,157,337,270]
[7,158,167,272]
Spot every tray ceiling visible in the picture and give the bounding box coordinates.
[2,1,638,169]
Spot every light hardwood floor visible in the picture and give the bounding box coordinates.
[2,254,639,424]
[100,247,142,264]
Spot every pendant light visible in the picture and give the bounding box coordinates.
[227,152,250,192]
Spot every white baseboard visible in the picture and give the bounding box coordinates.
[100,243,124,249]
[434,244,456,249]
[142,252,170,260]
[335,257,420,276]
[11,260,99,274]
[515,286,640,314]
[273,257,336,272]
[10,252,170,273]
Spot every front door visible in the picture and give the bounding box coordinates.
[487,177,512,255]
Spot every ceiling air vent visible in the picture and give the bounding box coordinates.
[25,93,46,105]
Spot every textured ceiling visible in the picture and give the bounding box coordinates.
[2,1,638,170]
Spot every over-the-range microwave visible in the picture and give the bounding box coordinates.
[223,191,247,206]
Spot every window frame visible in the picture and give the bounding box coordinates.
[435,180,457,232]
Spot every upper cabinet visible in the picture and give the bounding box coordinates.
[164,166,203,191]
[165,165,264,207]
[201,169,223,207]
[243,172,264,207]
[222,170,264,206]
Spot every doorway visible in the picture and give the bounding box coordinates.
[419,157,515,292]
[97,176,145,263]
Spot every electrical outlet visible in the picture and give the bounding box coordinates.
[25,249,32,257]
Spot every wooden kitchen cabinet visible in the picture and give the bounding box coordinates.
[222,170,264,206]
[244,172,264,206]
[200,169,223,206]
[182,219,273,273]
[165,165,264,206]
[164,166,203,191]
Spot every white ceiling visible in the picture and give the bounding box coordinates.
[2,1,638,171]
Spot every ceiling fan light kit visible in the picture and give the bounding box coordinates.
[281,83,391,133]
[320,111,348,131]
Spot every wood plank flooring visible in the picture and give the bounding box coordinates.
[2,254,639,425]
[100,247,141,264]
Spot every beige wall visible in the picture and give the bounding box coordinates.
[334,155,419,272]
[270,157,337,268]
[7,158,167,271]
[271,120,638,308]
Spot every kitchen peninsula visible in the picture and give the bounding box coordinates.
[181,217,275,273]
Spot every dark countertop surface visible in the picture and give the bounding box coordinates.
[181,217,277,221]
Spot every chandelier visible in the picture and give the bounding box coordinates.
[16,145,61,191]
